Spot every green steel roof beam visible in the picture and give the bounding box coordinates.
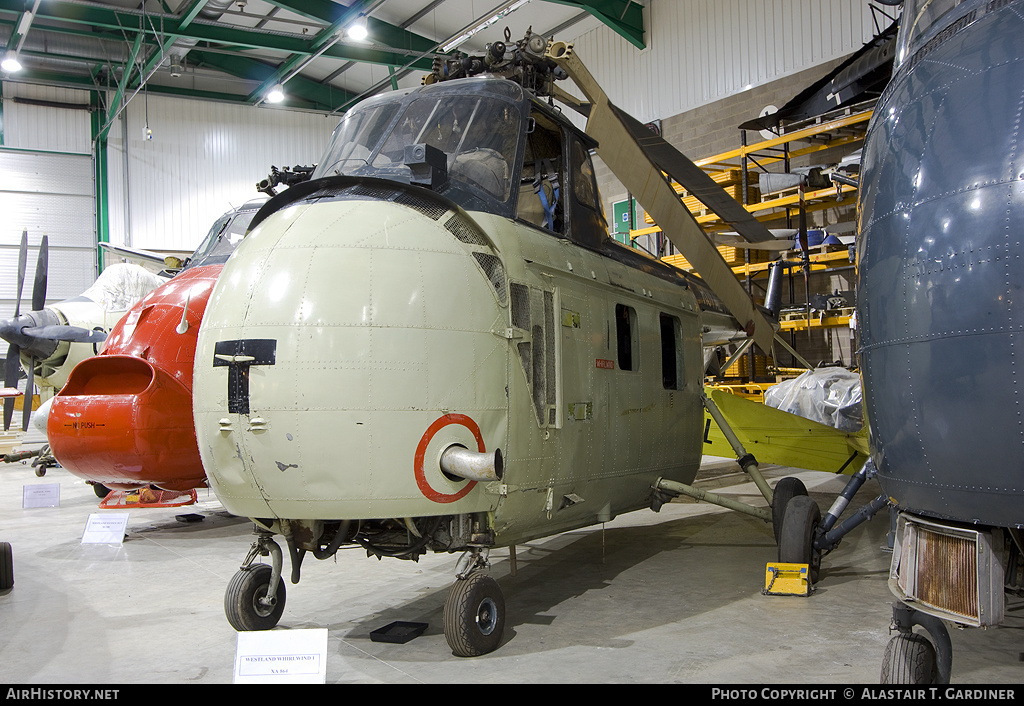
[0,0,434,65]
[545,0,644,49]
[243,0,374,105]
[266,0,438,53]
[189,49,356,111]
[100,30,146,141]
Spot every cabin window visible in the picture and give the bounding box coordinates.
[615,304,637,371]
[660,313,682,390]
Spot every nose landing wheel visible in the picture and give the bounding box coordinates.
[444,571,505,657]
[225,530,286,631]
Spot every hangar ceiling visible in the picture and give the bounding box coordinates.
[0,0,643,117]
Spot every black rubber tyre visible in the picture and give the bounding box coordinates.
[880,633,938,684]
[778,494,822,583]
[224,564,285,631]
[443,573,505,657]
[92,483,110,499]
[0,541,12,590]
[772,477,808,545]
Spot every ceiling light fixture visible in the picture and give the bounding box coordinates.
[347,18,368,41]
[442,0,532,53]
[266,83,285,104]
[2,50,22,73]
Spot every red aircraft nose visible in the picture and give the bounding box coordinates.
[48,355,205,491]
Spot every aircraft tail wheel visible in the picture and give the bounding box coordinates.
[0,541,12,590]
[880,633,938,684]
[778,495,822,583]
[771,477,808,545]
[224,564,286,631]
[443,572,505,657]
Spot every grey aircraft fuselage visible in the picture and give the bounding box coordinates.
[857,0,1024,529]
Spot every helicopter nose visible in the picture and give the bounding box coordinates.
[49,355,205,491]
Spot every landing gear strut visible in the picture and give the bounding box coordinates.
[880,604,952,684]
[225,528,286,631]
[777,459,890,585]
[444,547,505,657]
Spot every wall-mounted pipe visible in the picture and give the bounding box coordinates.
[441,445,503,482]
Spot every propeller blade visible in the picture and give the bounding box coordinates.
[32,235,48,313]
[2,344,18,431]
[14,231,27,319]
[21,356,33,432]
[21,325,107,343]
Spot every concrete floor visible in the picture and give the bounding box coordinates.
[1,446,1021,685]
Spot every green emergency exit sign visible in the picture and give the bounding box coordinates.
[611,198,644,244]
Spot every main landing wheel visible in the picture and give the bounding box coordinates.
[444,572,505,657]
[225,563,286,631]
[778,494,822,583]
[880,633,938,684]
[771,476,808,545]
[0,541,12,590]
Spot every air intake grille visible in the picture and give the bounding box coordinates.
[907,529,978,621]
[509,281,559,428]
[444,213,489,245]
[472,253,506,305]
[890,514,1005,627]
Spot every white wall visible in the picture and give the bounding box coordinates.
[563,0,884,123]
[105,94,337,253]
[0,83,97,305]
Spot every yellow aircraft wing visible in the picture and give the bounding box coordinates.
[702,386,868,474]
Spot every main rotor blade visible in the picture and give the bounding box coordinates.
[14,231,27,319]
[32,235,48,313]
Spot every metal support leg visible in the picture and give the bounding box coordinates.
[702,391,773,505]
[242,527,284,607]
[891,603,953,684]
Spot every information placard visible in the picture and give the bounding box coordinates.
[234,628,328,684]
[23,483,60,508]
[81,513,129,545]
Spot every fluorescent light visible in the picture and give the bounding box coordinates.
[267,84,285,104]
[442,0,532,53]
[347,20,368,41]
[2,51,22,73]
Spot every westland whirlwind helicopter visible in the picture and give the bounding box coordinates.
[192,30,856,657]
[856,0,1024,683]
[43,196,268,496]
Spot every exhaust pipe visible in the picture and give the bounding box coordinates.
[440,445,503,482]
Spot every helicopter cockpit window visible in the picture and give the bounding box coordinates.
[313,102,401,178]
[518,112,564,232]
[571,140,599,210]
[189,208,259,268]
[370,95,520,201]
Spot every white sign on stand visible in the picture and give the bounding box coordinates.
[23,483,60,508]
[234,628,328,684]
[81,513,130,545]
